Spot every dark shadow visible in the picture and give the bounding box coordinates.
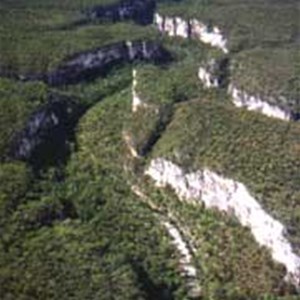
[83,0,156,26]
[45,40,172,86]
[131,261,177,300]
[1,40,172,87]
[8,93,85,172]
[140,104,174,157]
[216,56,230,88]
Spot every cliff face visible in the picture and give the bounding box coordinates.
[46,40,171,86]
[196,61,294,121]
[145,158,300,286]
[132,69,148,112]
[153,13,297,122]
[9,94,82,168]
[7,41,171,168]
[154,13,228,53]
[85,0,155,25]
[198,59,220,89]
[228,84,293,121]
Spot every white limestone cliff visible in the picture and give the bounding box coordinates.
[131,185,201,297]
[163,221,198,278]
[145,158,300,286]
[126,41,135,60]
[190,19,228,53]
[163,220,202,298]
[132,69,148,112]
[154,14,295,121]
[228,84,292,121]
[198,66,219,88]
[195,73,292,120]
[154,13,228,53]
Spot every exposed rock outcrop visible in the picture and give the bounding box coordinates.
[154,13,228,53]
[153,12,296,121]
[196,60,294,121]
[45,40,171,86]
[198,57,231,89]
[131,185,201,298]
[9,94,83,168]
[85,0,155,25]
[198,63,219,89]
[132,69,149,112]
[145,158,300,287]
[162,220,201,298]
[228,84,293,121]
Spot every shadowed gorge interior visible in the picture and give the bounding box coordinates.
[0,0,299,299]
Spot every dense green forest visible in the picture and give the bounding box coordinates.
[0,0,299,299]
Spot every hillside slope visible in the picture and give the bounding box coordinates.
[0,0,299,299]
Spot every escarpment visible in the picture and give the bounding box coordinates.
[2,0,300,299]
[129,69,174,157]
[154,13,228,53]
[5,41,172,167]
[197,57,229,89]
[196,58,297,121]
[130,186,201,298]
[85,0,156,25]
[145,158,300,287]
[152,12,298,121]
[132,69,148,113]
[228,84,294,121]
[9,94,83,169]
[44,40,171,86]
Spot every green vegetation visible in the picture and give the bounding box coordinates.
[136,42,205,105]
[0,78,48,159]
[231,45,300,114]
[1,0,299,298]
[61,66,133,106]
[157,0,300,111]
[127,39,226,155]
[0,0,158,74]
[158,0,299,50]
[0,91,188,299]
[139,182,295,299]
[152,98,300,252]
[0,162,31,224]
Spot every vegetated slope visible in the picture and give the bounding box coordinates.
[0,91,188,299]
[0,0,158,75]
[151,98,300,250]
[128,63,300,298]
[157,0,299,50]
[157,0,300,116]
[0,0,300,299]
[0,79,48,159]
